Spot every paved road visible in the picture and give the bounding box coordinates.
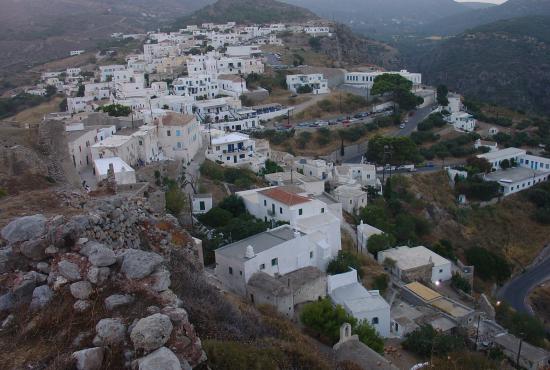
[498,253,550,315]
[389,105,434,138]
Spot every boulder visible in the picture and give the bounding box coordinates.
[72,347,104,370]
[12,278,35,305]
[80,242,116,267]
[20,237,48,261]
[1,214,46,244]
[0,247,13,274]
[137,347,181,370]
[130,313,173,352]
[0,292,14,312]
[30,285,53,310]
[74,299,91,312]
[93,318,126,346]
[104,294,134,311]
[161,307,188,324]
[70,281,93,300]
[121,250,163,279]
[36,262,50,274]
[57,260,81,281]
[150,269,171,292]
[87,266,110,285]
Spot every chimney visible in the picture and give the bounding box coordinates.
[245,245,255,259]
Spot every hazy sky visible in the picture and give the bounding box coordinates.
[455,0,507,3]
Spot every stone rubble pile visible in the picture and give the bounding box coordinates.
[0,199,206,370]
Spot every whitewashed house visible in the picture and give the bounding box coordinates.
[328,269,391,337]
[294,158,333,180]
[344,70,422,89]
[192,194,213,214]
[286,74,329,94]
[205,132,263,170]
[448,112,476,132]
[378,246,452,284]
[93,157,136,185]
[215,225,338,296]
[99,65,126,82]
[357,221,384,255]
[333,184,368,214]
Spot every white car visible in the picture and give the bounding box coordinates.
[399,123,405,129]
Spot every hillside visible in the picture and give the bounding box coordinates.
[411,16,550,115]
[421,0,550,35]
[283,0,472,35]
[176,0,318,26]
[0,0,209,75]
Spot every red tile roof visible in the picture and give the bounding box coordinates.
[259,187,311,206]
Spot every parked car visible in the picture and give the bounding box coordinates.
[309,123,319,128]
[328,120,338,126]
[399,124,405,129]
[353,113,363,119]
[297,122,309,128]
[316,120,328,127]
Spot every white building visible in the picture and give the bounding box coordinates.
[484,167,550,197]
[333,163,378,188]
[99,65,126,82]
[474,139,498,152]
[477,147,526,171]
[215,225,337,296]
[378,246,452,284]
[192,194,213,214]
[304,26,331,37]
[67,96,95,114]
[357,221,384,255]
[447,112,476,132]
[344,70,422,89]
[333,184,368,214]
[67,124,115,172]
[206,132,262,169]
[328,269,390,337]
[154,112,202,164]
[172,75,219,100]
[264,171,325,196]
[286,74,329,94]
[93,157,136,185]
[294,158,333,180]
[91,135,138,166]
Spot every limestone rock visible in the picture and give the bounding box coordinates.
[130,314,173,352]
[72,347,104,370]
[0,293,14,312]
[20,237,48,261]
[93,318,126,346]
[57,260,81,281]
[1,214,46,244]
[161,306,188,323]
[137,347,181,370]
[150,269,171,292]
[36,262,50,274]
[87,266,110,285]
[104,294,134,311]
[0,247,13,274]
[74,299,91,312]
[80,242,116,267]
[30,285,53,310]
[121,250,163,279]
[70,281,93,300]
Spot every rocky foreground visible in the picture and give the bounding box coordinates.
[0,196,206,370]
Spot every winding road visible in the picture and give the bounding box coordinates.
[497,249,550,315]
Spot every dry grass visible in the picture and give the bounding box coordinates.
[529,283,550,326]
[5,96,64,124]
[407,171,550,268]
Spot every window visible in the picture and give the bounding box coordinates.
[271,258,278,266]
[264,199,267,206]
[239,271,242,276]
[177,142,182,149]
[299,209,303,216]
[310,251,313,259]
[260,263,265,270]
[439,269,443,273]
[371,317,379,325]
[280,207,283,214]
[321,208,325,213]
[199,201,205,211]
[167,130,171,136]
[228,267,233,275]
[176,130,181,136]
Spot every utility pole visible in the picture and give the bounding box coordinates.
[516,334,524,369]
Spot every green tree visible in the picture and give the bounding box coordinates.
[45,85,57,97]
[300,298,356,344]
[403,325,464,357]
[437,85,449,106]
[465,247,511,283]
[371,74,422,111]
[327,250,363,278]
[297,84,313,94]
[367,136,420,165]
[308,36,322,51]
[199,207,234,228]
[367,233,395,257]
[101,103,131,117]
[165,186,187,216]
[260,159,283,175]
[450,273,471,293]
[218,195,246,216]
[353,321,384,353]
[76,84,85,97]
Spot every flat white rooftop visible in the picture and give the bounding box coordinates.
[94,157,134,175]
[92,135,132,148]
[381,246,449,270]
[211,133,249,145]
[478,147,526,161]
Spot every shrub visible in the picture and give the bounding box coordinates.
[200,161,224,181]
[218,195,246,216]
[297,84,313,94]
[353,320,385,353]
[403,325,464,357]
[301,298,356,344]
[327,251,363,278]
[465,247,511,283]
[367,233,395,257]
[451,273,471,294]
[100,103,131,117]
[165,186,187,216]
[372,274,389,294]
[199,207,234,228]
